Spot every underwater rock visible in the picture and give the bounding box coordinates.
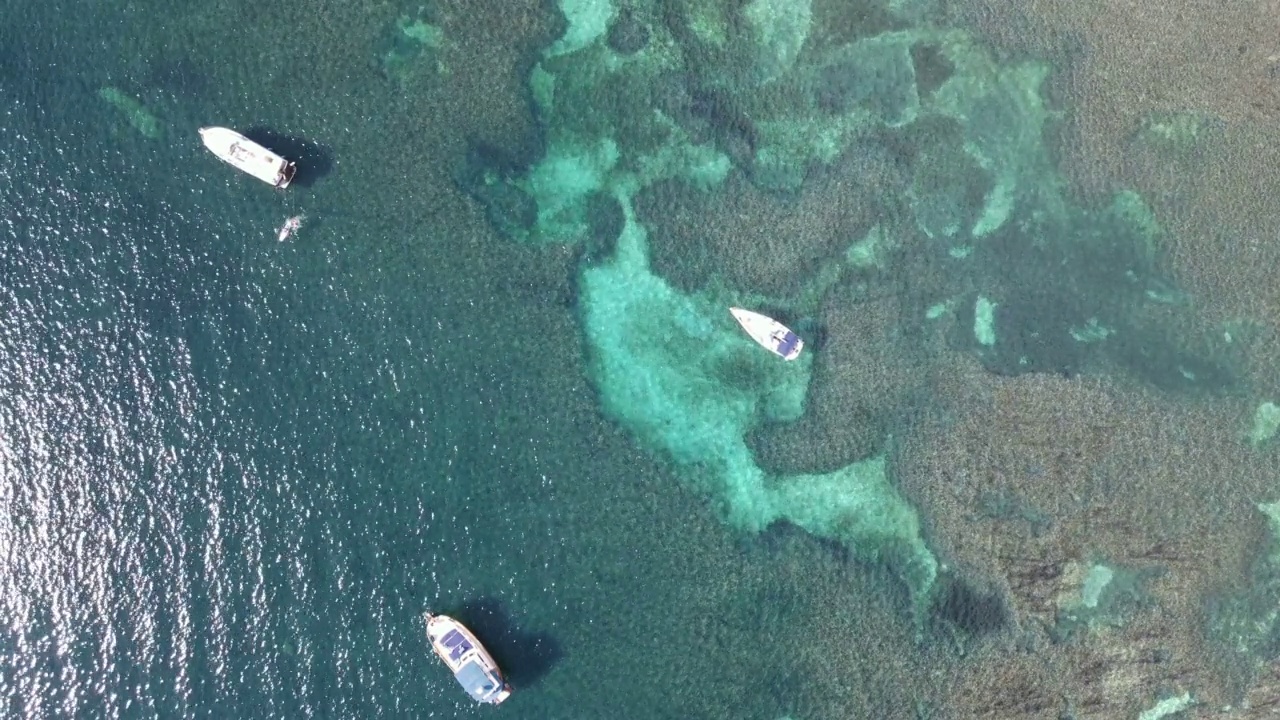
[930,572,1010,636]
[685,85,759,170]
[814,32,919,124]
[547,0,617,57]
[1106,325,1239,396]
[906,125,991,240]
[606,8,650,55]
[927,34,1058,236]
[1137,693,1194,720]
[961,288,1090,378]
[973,296,997,346]
[98,87,161,139]
[1248,401,1280,447]
[580,190,625,264]
[909,42,954,97]
[1050,560,1163,642]
[378,11,445,85]
[1132,111,1225,157]
[526,137,621,244]
[742,0,813,83]
[454,140,539,243]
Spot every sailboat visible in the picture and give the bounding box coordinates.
[730,307,803,360]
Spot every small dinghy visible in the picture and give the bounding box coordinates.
[730,307,803,360]
[199,126,296,188]
[424,612,512,705]
[277,215,304,242]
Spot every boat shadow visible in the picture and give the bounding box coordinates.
[241,127,334,188]
[452,597,564,690]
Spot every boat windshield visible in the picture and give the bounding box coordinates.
[456,660,499,701]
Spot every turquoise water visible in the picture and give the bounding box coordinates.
[4,0,1280,718]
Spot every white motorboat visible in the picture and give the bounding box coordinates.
[199,126,296,188]
[730,307,803,360]
[424,612,512,705]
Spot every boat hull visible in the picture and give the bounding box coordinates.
[199,126,296,188]
[730,307,803,360]
[424,613,512,705]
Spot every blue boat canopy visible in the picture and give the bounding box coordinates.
[441,629,473,661]
[456,660,503,702]
[776,331,800,357]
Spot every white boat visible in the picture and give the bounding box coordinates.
[424,612,512,705]
[277,215,303,242]
[199,126,296,188]
[730,307,803,360]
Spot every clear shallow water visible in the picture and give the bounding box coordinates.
[5,0,1280,718]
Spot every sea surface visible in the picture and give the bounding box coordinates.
[3,0,1278,719]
